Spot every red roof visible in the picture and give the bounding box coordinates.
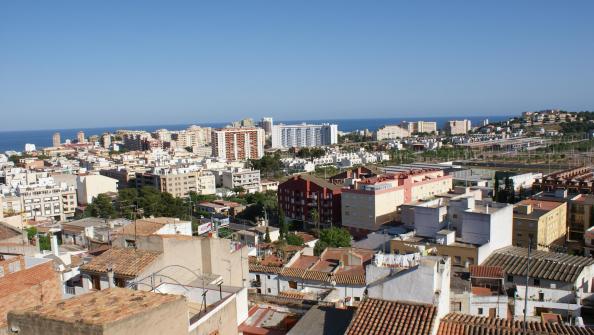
[469,265,504,279]
[345,299,437,335]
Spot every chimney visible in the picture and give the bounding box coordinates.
[107,266,114,288]
[50,235,59,256]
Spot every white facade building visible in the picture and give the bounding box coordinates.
[271,123,338,149]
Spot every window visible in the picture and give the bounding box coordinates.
[538,292,544,301]
[267,275,270,280]
[125,239,136,248]
[507,275,513,282]
[533,278,540,286]
[114,277,126,288]
[454,256,462,264]
[478,308,483,315]
[354,297,361,302]
[289,281,298,289]
[267,288,271,294]
[8,261,21,273]
[91,275,101,290]
[451,302,461,312]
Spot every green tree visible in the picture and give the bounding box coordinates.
[264,227,271,243]
[313,227,351,255]
[279,208,288,239]
[26,227,38,241]
[38,235,51,251]
[285,233,304,246]
[94,194,116,219]
[310,208,320,231]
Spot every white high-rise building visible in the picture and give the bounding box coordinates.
[271,123,338,149]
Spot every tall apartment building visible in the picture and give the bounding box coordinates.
[374,125,410,141]
[76,131,86,143]
[101,133,111,149]
[271,123,338,149]
[135,169,216,198]
[171,125,212,148]
[446,120,472,135]
[401,121,438,134]
[260,117,273,136]
[341,169,453,235]
[123,132,161,151]
[211,127,265,160]
[52,132,61,147]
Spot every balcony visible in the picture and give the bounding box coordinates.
[250,280,261,288]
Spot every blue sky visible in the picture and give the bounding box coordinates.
[1,1,593,131]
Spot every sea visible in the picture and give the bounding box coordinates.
[0,115,512,153]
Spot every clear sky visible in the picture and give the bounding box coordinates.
[1,1,593,131]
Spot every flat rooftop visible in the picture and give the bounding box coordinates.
[9,288,184,326]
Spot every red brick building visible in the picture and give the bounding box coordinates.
[0,255,62,328]
[278,174,343,228]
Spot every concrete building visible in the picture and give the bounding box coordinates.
[16,183,77,221]
[249,247,373,305]
[393,189,514,265]
[401,121,438,134]
[52,132,60,147]
[212,127,265,160]
[76,130,86,143]
[222,168,261,193]
[101,133,111,149]
[341,169,452,236]
[135,169,216,198]
[513,199,567,251]
[277,174,343,228]
[78,219,248,291]
[260,117,273,136]
[375,125,410,140]
[76,174,119,205]
[271,123,338,149]
[366,254,451,318]
[483,246,594,320]
[467,265,507,318]
[532,166,594,195]
[446,119,472,135]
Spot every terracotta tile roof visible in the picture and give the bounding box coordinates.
[294,232,317,243]
[483,246,594,283]
[0,261,58,299]
[437,313,594,335]
[79,247,161,277]
[321,247,375,264]
[9,288,184,326]
[470,287,493,296]
[280,267,307,279]
[289,255,319,269]
[345,299,437,335]
[249,263,282,274]
[469,265,504,279]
